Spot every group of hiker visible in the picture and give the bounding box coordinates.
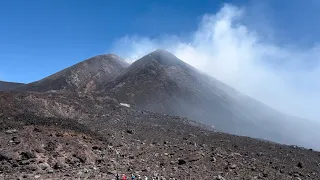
[115,173,149,180]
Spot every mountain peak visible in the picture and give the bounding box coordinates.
[92,53,123,60]
[84,54,126,65]
[113,49,196,82]
[141,49,184,66]
[152,48,172,54]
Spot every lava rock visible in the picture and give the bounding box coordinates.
[44,141,56,152]
[20,152,36,160]
[178,159,186,165]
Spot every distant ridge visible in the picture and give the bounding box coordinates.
[0,80,24,91]
[15,54,129,92]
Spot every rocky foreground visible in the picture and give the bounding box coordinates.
[0,92,319,179]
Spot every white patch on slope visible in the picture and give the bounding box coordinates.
[120,103,131,108]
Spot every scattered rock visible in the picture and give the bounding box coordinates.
[12,163,19,167]
[33,127,42,133]
[73,153,87,163]
[53,162,64,170]
[11,136,20,144]
[5,129,18,134]
[20,152,36,160]
[22,174,28,178]
[83,168,89,173]
[44,141,56,151]
[214,175,226,180]
[0,87,320,179]
[178,159,186,165]
[39,163,49,170]
[0,153,8,161]
[47,169,54,174]
[92,146,102,150]
[230,164,237,169]
[294,173,300,177]
[26,164,38,171]
[263,172,268,177]
[210,157,217,162]
[18,160,30,166]
[126,129,133,134]
[55,132,64,137]
[280,168,285,173]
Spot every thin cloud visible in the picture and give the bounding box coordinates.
[111,4,320,122]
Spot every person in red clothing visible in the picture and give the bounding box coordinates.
[121,174,127,180]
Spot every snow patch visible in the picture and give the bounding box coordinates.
[120,103,131,108]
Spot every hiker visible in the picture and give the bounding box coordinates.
[115,173,120,180]
[122,174,127,180]
[131,174,136,180]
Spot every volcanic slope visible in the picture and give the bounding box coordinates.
[102,49,320,149]
[0,91,320,179]
[15,54,129,92]
[0,81,24,91]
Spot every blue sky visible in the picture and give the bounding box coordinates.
[0,0,228,83]
[1,0,319,83]
[1,0,320,120]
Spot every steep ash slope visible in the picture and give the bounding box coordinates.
[0,81,24,91]
[0,91,319,179]
[15,54,129,92]
[101,49,319,149]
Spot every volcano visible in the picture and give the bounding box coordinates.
[101,49,320,148]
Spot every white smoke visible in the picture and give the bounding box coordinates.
[111,4,320,122]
